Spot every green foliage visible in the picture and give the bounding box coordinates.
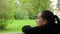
[0,0,50,31]
[14,0,50,19]
[0,0,15,19]
[0,0,50,19]
[20,0,29,19]
[0,0,15,30]
[6,20,36,32]
[58,0,60,11]
[0,0,50,30]
[28,0,50,19]
[0,19,6,30]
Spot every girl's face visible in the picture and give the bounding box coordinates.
[36,13,47,26]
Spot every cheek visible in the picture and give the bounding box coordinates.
[36,19,42,23]
[36,19,40,23]
[36,19,42,25]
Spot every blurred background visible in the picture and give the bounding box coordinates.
[0,0,60,33]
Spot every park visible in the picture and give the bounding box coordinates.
[0,0,60,34]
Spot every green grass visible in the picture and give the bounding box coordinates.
[3,20,36,32]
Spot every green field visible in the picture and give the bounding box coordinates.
[1,20,36,32]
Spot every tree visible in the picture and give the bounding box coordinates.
[29,0,50,19]
[0,0,15,30]
[20,0,30,19]
[14,0,50,19]
[58,0,60,11]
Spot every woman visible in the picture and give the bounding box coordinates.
[22,10,60,34]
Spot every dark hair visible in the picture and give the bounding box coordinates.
[54,15,60,25]
[41,10,60,24]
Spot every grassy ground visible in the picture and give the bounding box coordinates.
[1,20,36,32]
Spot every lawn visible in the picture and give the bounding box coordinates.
[2,19,36,32]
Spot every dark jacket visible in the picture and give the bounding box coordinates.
[22,23,60,34]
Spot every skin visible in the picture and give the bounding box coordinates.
[36,12,47,26]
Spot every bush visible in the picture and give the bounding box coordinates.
[0,0,15,30]
[14,0,50,19]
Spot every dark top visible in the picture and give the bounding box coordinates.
[22,23,60,34]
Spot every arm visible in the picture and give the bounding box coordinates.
[22,25,43,34]
[22,25,33,33]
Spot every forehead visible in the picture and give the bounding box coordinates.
[37,12,42,17]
